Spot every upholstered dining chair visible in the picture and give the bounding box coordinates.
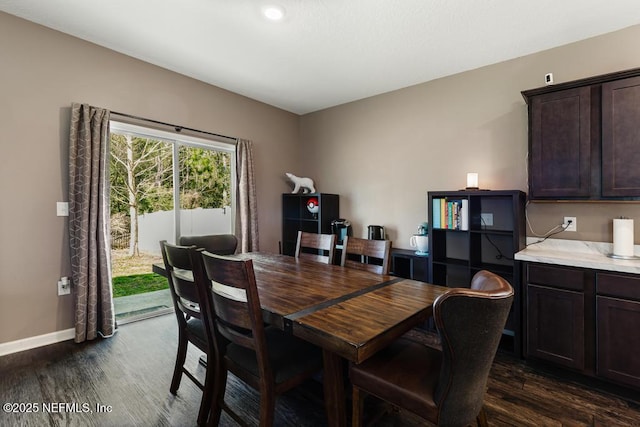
[350,270,514,427]
[179,234,238,255]
[340,236,392,275]
[199,252,324,427]
[402,267,515,351]
[160,241,218,427]
[294,230,336,264]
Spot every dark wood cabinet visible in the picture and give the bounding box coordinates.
[596,272,640,388]
[281,193,339,257]
[525,264,588,371]
[524,264,640,390]
[428,190,526,354]
[523,68,640,200]
[528,87,592,199]
[390,249,429,282]
[601,76,640,197]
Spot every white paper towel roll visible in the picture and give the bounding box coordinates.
[613,218,634,257]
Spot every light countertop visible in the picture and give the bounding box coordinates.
[515,238,640,275]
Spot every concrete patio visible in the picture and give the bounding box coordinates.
[113,288,173,323]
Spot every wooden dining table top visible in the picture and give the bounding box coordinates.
[233,252,448,364]
[155,250,449,426]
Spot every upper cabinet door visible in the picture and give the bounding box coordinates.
[529,87,592,199]
[602,76,640,197]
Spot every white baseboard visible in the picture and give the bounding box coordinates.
[0,328,75,357]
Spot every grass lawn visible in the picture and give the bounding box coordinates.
[111,249,167,298]
[112,273,168,298]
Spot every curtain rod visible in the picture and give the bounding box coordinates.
[110,111,238,142]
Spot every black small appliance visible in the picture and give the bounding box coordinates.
[331,219,352,244]
[367,225,385,240]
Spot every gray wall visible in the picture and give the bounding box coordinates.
[299,24,640,248]
[2,10,640,346]
[0,12,299,344]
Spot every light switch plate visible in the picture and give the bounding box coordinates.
[57,202,69,217]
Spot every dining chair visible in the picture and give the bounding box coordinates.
[294,230,336,264]
[199,252,324,427]
[402,268,515,351]
[350,270,514,427]
[160,241,219,427]
[339,236,391,275]
[179,234,238,255]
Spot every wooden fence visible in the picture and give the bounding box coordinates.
[111,233,130,250]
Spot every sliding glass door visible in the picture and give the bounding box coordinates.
[108,121,235,321]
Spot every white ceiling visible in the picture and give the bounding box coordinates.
[2,0,640,114]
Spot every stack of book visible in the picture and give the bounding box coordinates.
[432,198,469,230]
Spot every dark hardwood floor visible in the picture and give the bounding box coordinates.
[1,314,638,426]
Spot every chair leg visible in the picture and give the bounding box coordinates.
[476,406,488,427]
[197,354,215,426]
[170,332,188,394]
[207,364,227,427]
[258,387,276,427]
[352,385,365,427]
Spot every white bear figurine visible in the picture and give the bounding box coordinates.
[286,172,316,194]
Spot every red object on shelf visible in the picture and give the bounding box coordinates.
[306,197,319,214]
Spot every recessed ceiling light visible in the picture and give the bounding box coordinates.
[262,5,285,21]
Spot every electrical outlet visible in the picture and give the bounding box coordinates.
[58,277,71,296]
[563,216,577,232]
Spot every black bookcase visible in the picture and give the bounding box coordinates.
[281,193,339,257]
[428,190,526,354]
[390,249,429,282]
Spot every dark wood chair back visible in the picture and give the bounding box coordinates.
[160,241,203,329]
[340,236,391,275]
[199,252,323,426]
[179,234,238,255]
[350,270,513,427]
[201,254,266,359]
[295,231,336,264]
[159,240,218,426]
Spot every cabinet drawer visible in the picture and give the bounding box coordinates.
[597,273,640,301]
[528,264,585,291]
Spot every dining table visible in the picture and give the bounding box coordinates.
[154,251,449,426]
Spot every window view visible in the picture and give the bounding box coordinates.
[109,122,235,322]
